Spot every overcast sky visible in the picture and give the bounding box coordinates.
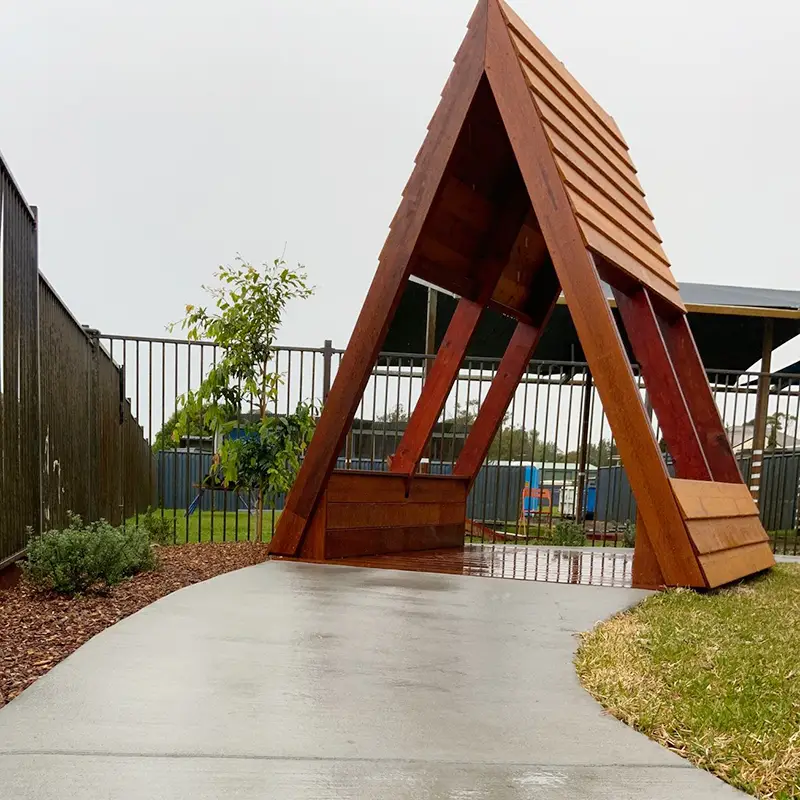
[2,0,799,369]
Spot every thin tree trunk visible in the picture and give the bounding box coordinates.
[255,489,264,542]
[255,357,270,543]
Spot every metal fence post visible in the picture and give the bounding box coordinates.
[322,339,333,404]
[84,327,101,522]
[575,371,593,524]
[32,206,44,536]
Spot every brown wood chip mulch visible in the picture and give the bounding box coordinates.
[0,542,270,709]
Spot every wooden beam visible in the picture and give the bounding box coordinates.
[631,513,665,590]
[454,265,560,483]
[485,0,705,587]
[392,166,534,476]
[268,3,489,556]
[390,297,483,474]
[660,313,743,484]
[612,286,712,481]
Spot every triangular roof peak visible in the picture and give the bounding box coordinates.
[396,0,680,314]
[496,1,677,306]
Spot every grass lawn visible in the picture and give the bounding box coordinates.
[576,564,800,799]
[127,508,280,544]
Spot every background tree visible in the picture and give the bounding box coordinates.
[443,400,480,431]
[152,407,214,452]
[764,412,798,450]
[171,257,315,541]
[440,401,561,463]
[564,439,617,466]
[487,426,562,463]
[375,404,409,427]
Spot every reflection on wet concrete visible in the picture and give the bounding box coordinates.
[331,545,633,588]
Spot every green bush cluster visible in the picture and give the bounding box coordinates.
[550,520,586,547]
[622,520,636,548]
[140,507,174,545]
[24,514,158,595]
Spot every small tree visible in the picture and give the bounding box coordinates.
[171,257,315,541]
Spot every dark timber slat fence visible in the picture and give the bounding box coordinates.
[38,282,154,532]
[0,153,40,568]
[0,153,154,568]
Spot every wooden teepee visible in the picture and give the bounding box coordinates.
[269,0,775,589]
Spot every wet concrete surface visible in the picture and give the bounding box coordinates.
[337,544,635,587]
[0,561,744,798]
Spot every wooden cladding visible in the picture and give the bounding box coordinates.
[325,472,467,504]
[301,472,468,560]
[672,479,762,520]
[326,525,465,560]
[499,0,679,308]
[327,502,464,530]
[670,479,775,588]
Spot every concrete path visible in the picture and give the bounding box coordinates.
[0,561,744,799]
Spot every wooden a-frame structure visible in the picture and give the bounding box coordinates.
[270,0,775,589]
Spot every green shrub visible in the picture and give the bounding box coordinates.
[622,520,636,548]
[550,520,586,547]
[140,506,174,545]
[24,514,158,595]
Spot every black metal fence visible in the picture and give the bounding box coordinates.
[102,332,800,554]
[0,155,154,567]
[39,282,154,532]
[2,141,796,562]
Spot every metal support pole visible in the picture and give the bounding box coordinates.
[575,372,593,523]
[420,288,439,469]
[750,319,774,505]
[32,207,43,535]
[84,327,101,522]
[321,339,333,404]
[424,287,438,380]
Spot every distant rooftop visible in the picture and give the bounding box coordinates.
[385,280,800,373]
[674,282,800,313]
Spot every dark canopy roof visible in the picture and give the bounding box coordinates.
[384,279,800,373]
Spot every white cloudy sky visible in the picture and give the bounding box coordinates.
[2,0,799,369]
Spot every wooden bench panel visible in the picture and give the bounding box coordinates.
[671,479,759,519]
[669,478,775,587]
[326,524,465,559]
[686,516,769,556]
[294,471,470,561]
[327,502,465,530]
[326,471,468,505]
[699,542,776,589]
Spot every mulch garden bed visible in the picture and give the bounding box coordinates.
[0,542,270,709]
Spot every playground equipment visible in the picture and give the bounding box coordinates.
[269,0,774,588]
[521,487,551,516]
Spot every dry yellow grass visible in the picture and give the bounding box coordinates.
[576,564,800,799]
